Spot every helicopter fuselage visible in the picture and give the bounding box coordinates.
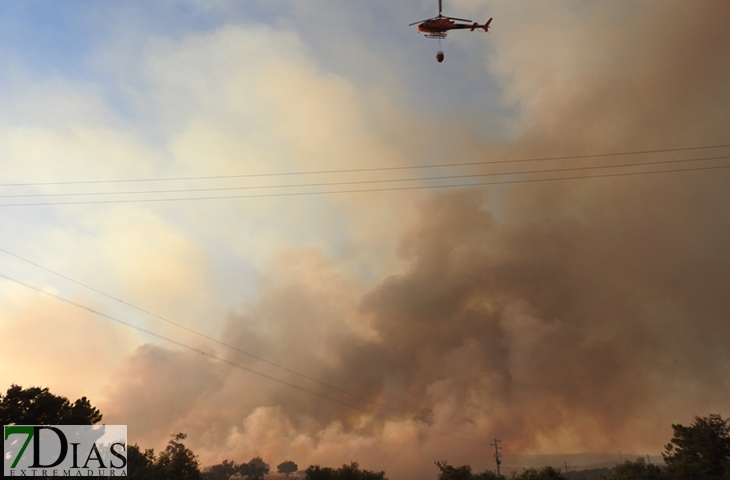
[417,17,457,33]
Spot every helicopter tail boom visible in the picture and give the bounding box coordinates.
[471,18,492,32]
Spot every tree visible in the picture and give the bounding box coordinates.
[202,456,272,480]
[474,470,504,480]
[563,467,612,480]
[435,460,475,480]
[278,460,299,477]
[336,461,387,480]
[305,465,336,480]
[510,466,565,480]
[202,459,243,480]
[127,434,203,480]
[305,462,387,480]
[0,384,102,425]
[605,458,665,480]
[663,413,730,480]
[0,385,105,480]
[435,460,501,480]
[127,444,158,480]
[241,456,270,480]
[155,433,203,480]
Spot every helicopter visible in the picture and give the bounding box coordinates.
[410,0,492,62]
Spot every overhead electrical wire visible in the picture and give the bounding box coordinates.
[0,256,495,446]
[1,154,728,200]
[1,143,728,207]
[1,162,729,207]
[0,262,573,466]
[4,143,726,455]
[1,142,728,188]
[0,271,495,447]
[0,259,610,463]
[0,247,417,421]
[0,273,386,420]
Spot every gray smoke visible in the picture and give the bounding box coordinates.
[101,1,730,477]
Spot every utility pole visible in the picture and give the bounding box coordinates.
[491,438,502,479]
[564,461,569,474]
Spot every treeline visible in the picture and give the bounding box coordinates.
[3,385,729,480]
[0,385,293,480]
[435,460,565,480]
[434,413,730,480]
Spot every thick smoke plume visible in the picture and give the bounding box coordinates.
[100,2,730,478]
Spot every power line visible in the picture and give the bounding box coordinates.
[2,154,728,200]
[0,247,422,424]
[1,162,728,207]
[1,143,728,188]
[0,266,496,446]
[0,271,493,446]
[0,272,378,410]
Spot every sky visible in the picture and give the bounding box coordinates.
[1,1,729,478]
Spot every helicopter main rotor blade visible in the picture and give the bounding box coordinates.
[409,17,434,26]
[444,16,474,22]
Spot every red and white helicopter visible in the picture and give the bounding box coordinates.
[410,0,492,62]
